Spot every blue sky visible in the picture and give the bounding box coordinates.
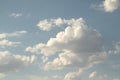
[0,0,120,80]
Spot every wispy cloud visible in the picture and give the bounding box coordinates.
[0,30,27,39]
[0,30,27,47]
[0,39,21,47]
[89,71,97,79]
[9,13,23,18]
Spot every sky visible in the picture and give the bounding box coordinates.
[0,0,120,80]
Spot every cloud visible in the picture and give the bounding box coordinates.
[36,18,86,31]
[52,75,62,80]
[89,71,97,79]
[0,39,21,47]
[92,0,120,12]
[0,34,6,39]
[89,72,108,80]
[26,18,107,70]
[64,70,82,80]
[27,18,103,56]
[113,78,120,80]
[0,73,6,79]
[43,51,107,71]
[0,51,36,74]
[9,13,23,18]
[64,70,108,80]
[0,30,27,39]
[43,50,82,70]
[37,19,53,31]
[28,75,48,80]
[36,18,64,31]
[0,31,27,48]
[114,41,120,54]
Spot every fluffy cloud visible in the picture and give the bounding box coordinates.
[37,19,52,31]
[43,51,107,70]
[36,18,86,31]
[26,18,106,70]
[43,51,82,70]
[0,51,36,74]
[9,13,23,18]
[93,0,120,12]
[102,0,120,12]
[27,18,103,56]
[36,18,64,31]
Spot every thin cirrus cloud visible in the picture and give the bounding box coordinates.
[91,0,120,12]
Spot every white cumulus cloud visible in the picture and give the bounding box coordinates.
[92,0,120,12]
[27,18,103,56]
[26,18,107,71]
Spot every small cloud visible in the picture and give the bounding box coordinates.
[36,18,66,31]
[0,30,27,39]
[52,75,62,79]
[0,39,21,47]
[64,70,82,80]
[9,13,23,18]
[91,0,120,13]
[113,78,120,80]
[89,71,97,79]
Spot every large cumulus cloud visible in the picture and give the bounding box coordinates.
[26,18,107,80]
